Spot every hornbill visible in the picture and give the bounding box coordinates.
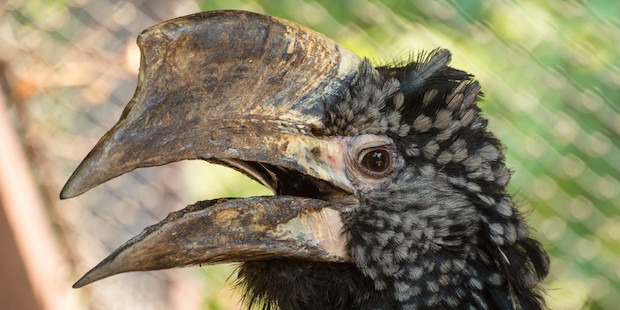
[61,10,549,309]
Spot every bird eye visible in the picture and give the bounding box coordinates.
[344,135,396,187]
[358,148,392,177]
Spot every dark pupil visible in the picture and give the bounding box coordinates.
[362,150,389,172]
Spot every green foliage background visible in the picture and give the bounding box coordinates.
[2,0,617,309]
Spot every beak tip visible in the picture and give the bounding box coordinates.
[60,161,108,199]
[72,271,96,288]
[72,258,121,288]
[72,269,104,288]
[59,184,75,200]
[60,176,86,199]
[72,280,86,289]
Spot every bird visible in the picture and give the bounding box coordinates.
[61,10,549,310]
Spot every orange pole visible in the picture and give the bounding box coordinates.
[0,93,81,310]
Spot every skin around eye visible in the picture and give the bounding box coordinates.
[342,134,399,191]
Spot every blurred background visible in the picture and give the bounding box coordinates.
[0,0,618,309]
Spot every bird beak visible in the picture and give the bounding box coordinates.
[62,11,363,287]
[72,196,352,288]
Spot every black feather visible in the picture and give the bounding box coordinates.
[399,48,452,94]
[238,49,549,309]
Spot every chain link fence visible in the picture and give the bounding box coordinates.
[1,0,618,309]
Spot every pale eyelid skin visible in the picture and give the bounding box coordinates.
[305,134,402,195]
[342,134,403,193]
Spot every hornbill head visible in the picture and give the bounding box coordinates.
[62,10,549,309]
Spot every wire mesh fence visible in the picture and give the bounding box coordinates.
[1,0,618,309]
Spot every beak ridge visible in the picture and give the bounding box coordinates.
[61,10,361,199]
[73,196,350,288]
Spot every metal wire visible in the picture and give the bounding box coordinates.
[2,0,618,309]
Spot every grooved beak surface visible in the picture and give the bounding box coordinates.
[60,10,361,199]
[62,10,362,287]
[73,196,350,288]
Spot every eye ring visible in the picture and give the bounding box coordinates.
[357,147,393,178]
